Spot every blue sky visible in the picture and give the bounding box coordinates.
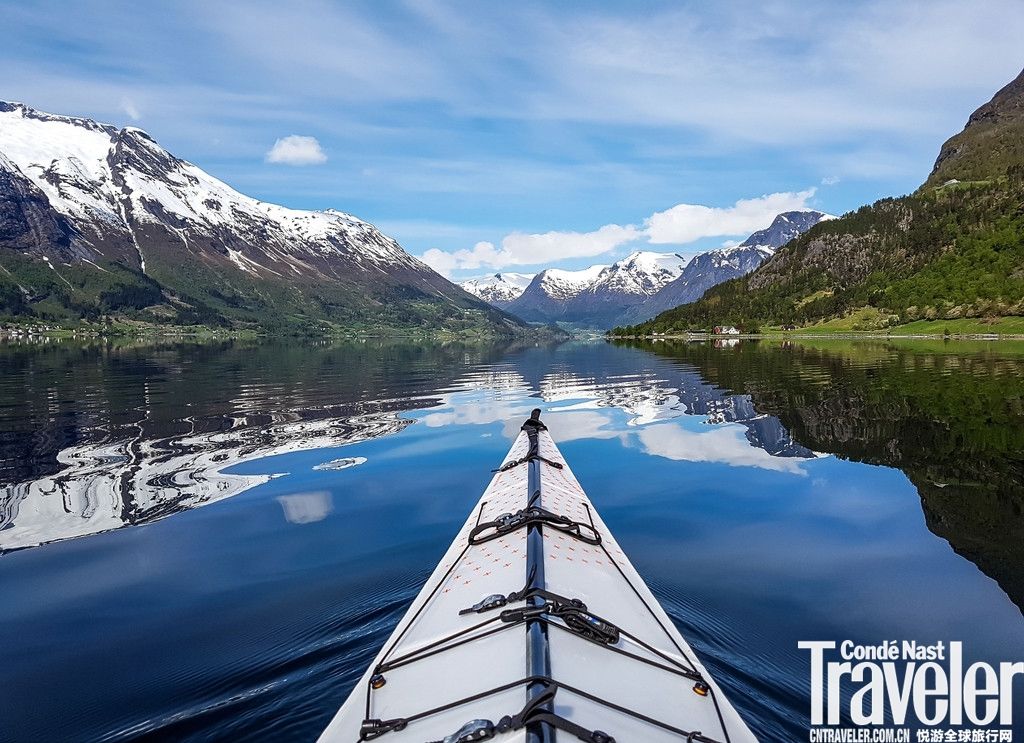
[3,0,1022,279]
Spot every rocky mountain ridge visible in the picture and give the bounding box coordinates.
[464,211,828,328]
[459,272,535,307]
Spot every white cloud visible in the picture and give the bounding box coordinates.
[180,0,1024,150]
[503,224,640,263]
[6,0,1024,174]
[421,223,640,275]
[821,176,841,186]
[9,0,1022,252]
[119,97,141,121]
[644,189,816,244]
[265,135,327,165]
[421,242,497,276]
[508,1,1024,147]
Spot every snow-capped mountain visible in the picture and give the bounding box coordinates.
[0,101,522,333]
[567,251,687,326]
[505,264,607,322]
[505,252,686,326]
[620,245,773,324]
[586,251,685,296]
[459,272,534,306]
[535,265,609,299]
[620,211,831,324]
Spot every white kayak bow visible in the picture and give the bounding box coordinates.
[319,410,758,743]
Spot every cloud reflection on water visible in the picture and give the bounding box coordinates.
[277,491,334,525]
[636,422,810,475]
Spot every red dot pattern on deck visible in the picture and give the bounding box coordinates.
[538,431,628,564]
[436,433,531,579]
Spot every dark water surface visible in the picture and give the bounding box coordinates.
[1,338,1022,741]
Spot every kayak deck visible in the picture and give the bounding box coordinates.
[319,412,757,742]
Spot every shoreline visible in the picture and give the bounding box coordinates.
[608,331,1024,341]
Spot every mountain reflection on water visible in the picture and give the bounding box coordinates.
[1,339,814,551]
[1,337,1022,742]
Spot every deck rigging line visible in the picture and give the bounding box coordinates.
[468,506,601,546]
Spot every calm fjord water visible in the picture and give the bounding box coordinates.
[1,338,1022,741]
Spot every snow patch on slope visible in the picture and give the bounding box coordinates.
[0,102,119,222]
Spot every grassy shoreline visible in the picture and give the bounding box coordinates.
[610,316,1024,340]
[0,317,558,343]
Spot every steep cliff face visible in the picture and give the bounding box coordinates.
[926,66,1024,187]
[0,154,76,255]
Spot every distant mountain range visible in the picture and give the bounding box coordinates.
[507,252,687,328]
[0,102,525,335]
[461,211,828,328]
[622,66,1024,334]
[509,252,688,329]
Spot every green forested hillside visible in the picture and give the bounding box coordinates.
[0,251,523,337]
